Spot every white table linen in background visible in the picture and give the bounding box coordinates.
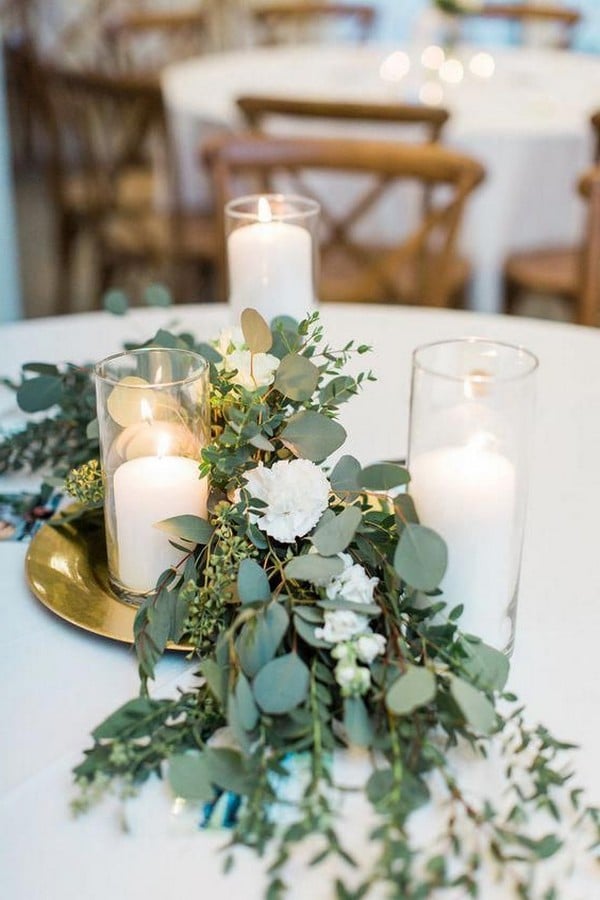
[162,43,600,313]
[1,305,600,898]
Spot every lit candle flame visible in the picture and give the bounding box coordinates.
[153,365,163,385]
[140,398,153,425]
[257,197,272,223]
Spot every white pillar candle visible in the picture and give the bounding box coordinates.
[113,455,208,593]
[409,441,516,649]
[228,200,314,322]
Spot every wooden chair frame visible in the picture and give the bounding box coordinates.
[206,133,484,307]
[465,4,581,48]
[236,95,449,142]
[577,166,600,326]
[38,62,215,310]
[103,9,209,73]
[251,3,376,46]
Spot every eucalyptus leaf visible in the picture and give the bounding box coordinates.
[154,514,214,545]
[366,768,394,804]
[343,697,374,747]
[253,653,310,714]
[17,375,63,413]
[86,418,99,440]
[274,353,319,401]
[237,558,271,605]
[92,696,162,741]
[461,641,510,693]
[103,288,128,315]
[394,494,419,529]
[22,362,60,375]
[293,614,330,649]
[203,747,255,795]
[241,308,272,353]
[284,553,344,584]
[311,505,362,557]
[393,524,447,592]
[386,665,436,716]
[329,454,362,493]
[234,672,259,731]
[450,675,497,735]
[169,752,214,802]
[281,410,346,463]
[200,658,228,707]
[360,463,410,492]
[319,375,356,407]
[236,603,289,677]
[143,283,172,307]
[248,433,275,452]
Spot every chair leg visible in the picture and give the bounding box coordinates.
[504,276,521,316]
[55,215,77,315]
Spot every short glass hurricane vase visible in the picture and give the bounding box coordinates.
[407,339,538,655]
[225,193,320,324]
[95,347,210,605]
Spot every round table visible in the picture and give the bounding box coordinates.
[162,43,600,313]
[1,304,599,898]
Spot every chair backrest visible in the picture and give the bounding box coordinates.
[37,62,168,210]
[578,165,600,326]
[465,3,581,48]
[591,110,600,164]
[236,95,450,143]
[103,10,210,74]
[206,132,484,306]
[251,2,376,46]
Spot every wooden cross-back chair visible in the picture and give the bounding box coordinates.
[39,62,217,312]
[103,9,210,75]
[464,4,581,48]
[236,95,450,143]
[251,3,376,46]
[206,133,484,307]
[577,166,600,326]
[504,112,600,322]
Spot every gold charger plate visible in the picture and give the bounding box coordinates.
[25,509,191,651]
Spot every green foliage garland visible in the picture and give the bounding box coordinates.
[1,304,599,899]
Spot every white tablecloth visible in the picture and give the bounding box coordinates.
[162,43,600,313]
[1,305,600,898]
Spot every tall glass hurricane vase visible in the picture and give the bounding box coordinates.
[95,347,210,605]
[407,339,538,654]
[226,193,319,323]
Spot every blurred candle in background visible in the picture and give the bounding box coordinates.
[226,194,319,323]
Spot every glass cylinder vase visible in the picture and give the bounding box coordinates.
[407,338,538,654]
[225,193,320,324]
[95,347,210,605]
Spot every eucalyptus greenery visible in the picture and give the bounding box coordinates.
[2,301,599,899]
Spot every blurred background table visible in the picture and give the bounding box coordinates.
[163,41,600,312]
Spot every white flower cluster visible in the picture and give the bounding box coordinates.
[215,326,279,391]
[243,459,330,544]
[315,554,385,697]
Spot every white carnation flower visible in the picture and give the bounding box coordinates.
[214,326,245,357]
[214,326,279,390]
[355,632,386,664]
[326,554,378,606]
[223,348,279,391]
[243,459,330,543]
[315,609,369,644]
[335,659,371,697]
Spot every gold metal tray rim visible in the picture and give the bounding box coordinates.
[25,509,191,651]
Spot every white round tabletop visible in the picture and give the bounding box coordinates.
[161,43,600,313]
[1,304,599,898]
